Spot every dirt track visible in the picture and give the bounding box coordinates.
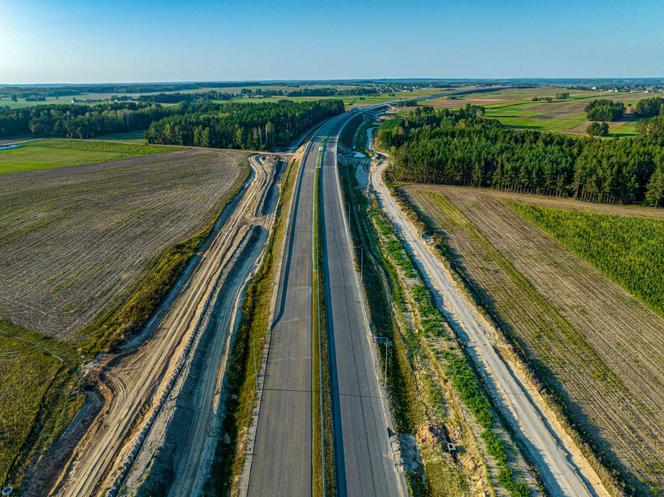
[371,161,608,497]
[43,154,278,497]
[131,156,282,497]
[404,184,664,492]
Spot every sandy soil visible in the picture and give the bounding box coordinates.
[42,154,277,497]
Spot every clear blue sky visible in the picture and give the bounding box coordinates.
[2,0,663,83]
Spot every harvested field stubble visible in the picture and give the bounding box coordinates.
[403,185,664,495]
[0,149,247,342]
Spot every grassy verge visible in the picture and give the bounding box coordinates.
[354,119,373,157]
[338,154,510,495]
[203,157,299,497]
[0,318,82,489]
[312,149,336,497]
[371,199,531,497]
[0,138,183,174]
[78,167,250,356]
[389,185,629,497]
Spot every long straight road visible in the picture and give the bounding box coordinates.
[247,118,340,497]
[320,117,403,497]
[246,111,402,497]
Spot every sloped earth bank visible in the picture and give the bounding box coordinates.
[36,155,279,497]
[370,160,610,497]
[126,157,283,497]
[403,185,664,495]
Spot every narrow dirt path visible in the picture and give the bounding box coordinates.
[370,159,609,497]
[46,155,276,497]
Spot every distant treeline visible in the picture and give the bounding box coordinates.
[0,82,287,99]
[0,82,422,102]
[0,102,174,139]
[378,105,664,206]
[0,100,344,148]
[146,100,344,150]
[584,96,663,121]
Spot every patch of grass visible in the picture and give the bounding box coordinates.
[312,150,336,497]
[0,138,181,174]
[513,204,664,317]
[0,318,81,488]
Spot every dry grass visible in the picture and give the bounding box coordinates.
[403,184,664,495]
[0,149,247,341]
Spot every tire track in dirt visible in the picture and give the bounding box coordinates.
[45,154,277,497]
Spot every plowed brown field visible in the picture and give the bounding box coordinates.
[403,184,664,495]
[0,149,247,340]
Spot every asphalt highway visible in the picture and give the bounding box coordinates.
[246,121,335,497]
[320,116,403,497]
[247,112,403,497]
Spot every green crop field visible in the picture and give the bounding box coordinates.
[513,204,664,317]
[421,87,651,135]
[0,139,179,174]
[404,185,664,493]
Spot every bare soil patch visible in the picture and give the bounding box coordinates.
[0,149,247,341]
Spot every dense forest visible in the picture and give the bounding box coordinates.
[146,100,344,149]
[0,100,344,148]
[634,97,663,118]
[585,99,625,121]
[378,105,664,206]
[0,102,175,138]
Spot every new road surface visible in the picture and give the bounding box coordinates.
[245,112,402,497]
[320,117,403,497]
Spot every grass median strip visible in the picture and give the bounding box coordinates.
[312,142,336,497]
